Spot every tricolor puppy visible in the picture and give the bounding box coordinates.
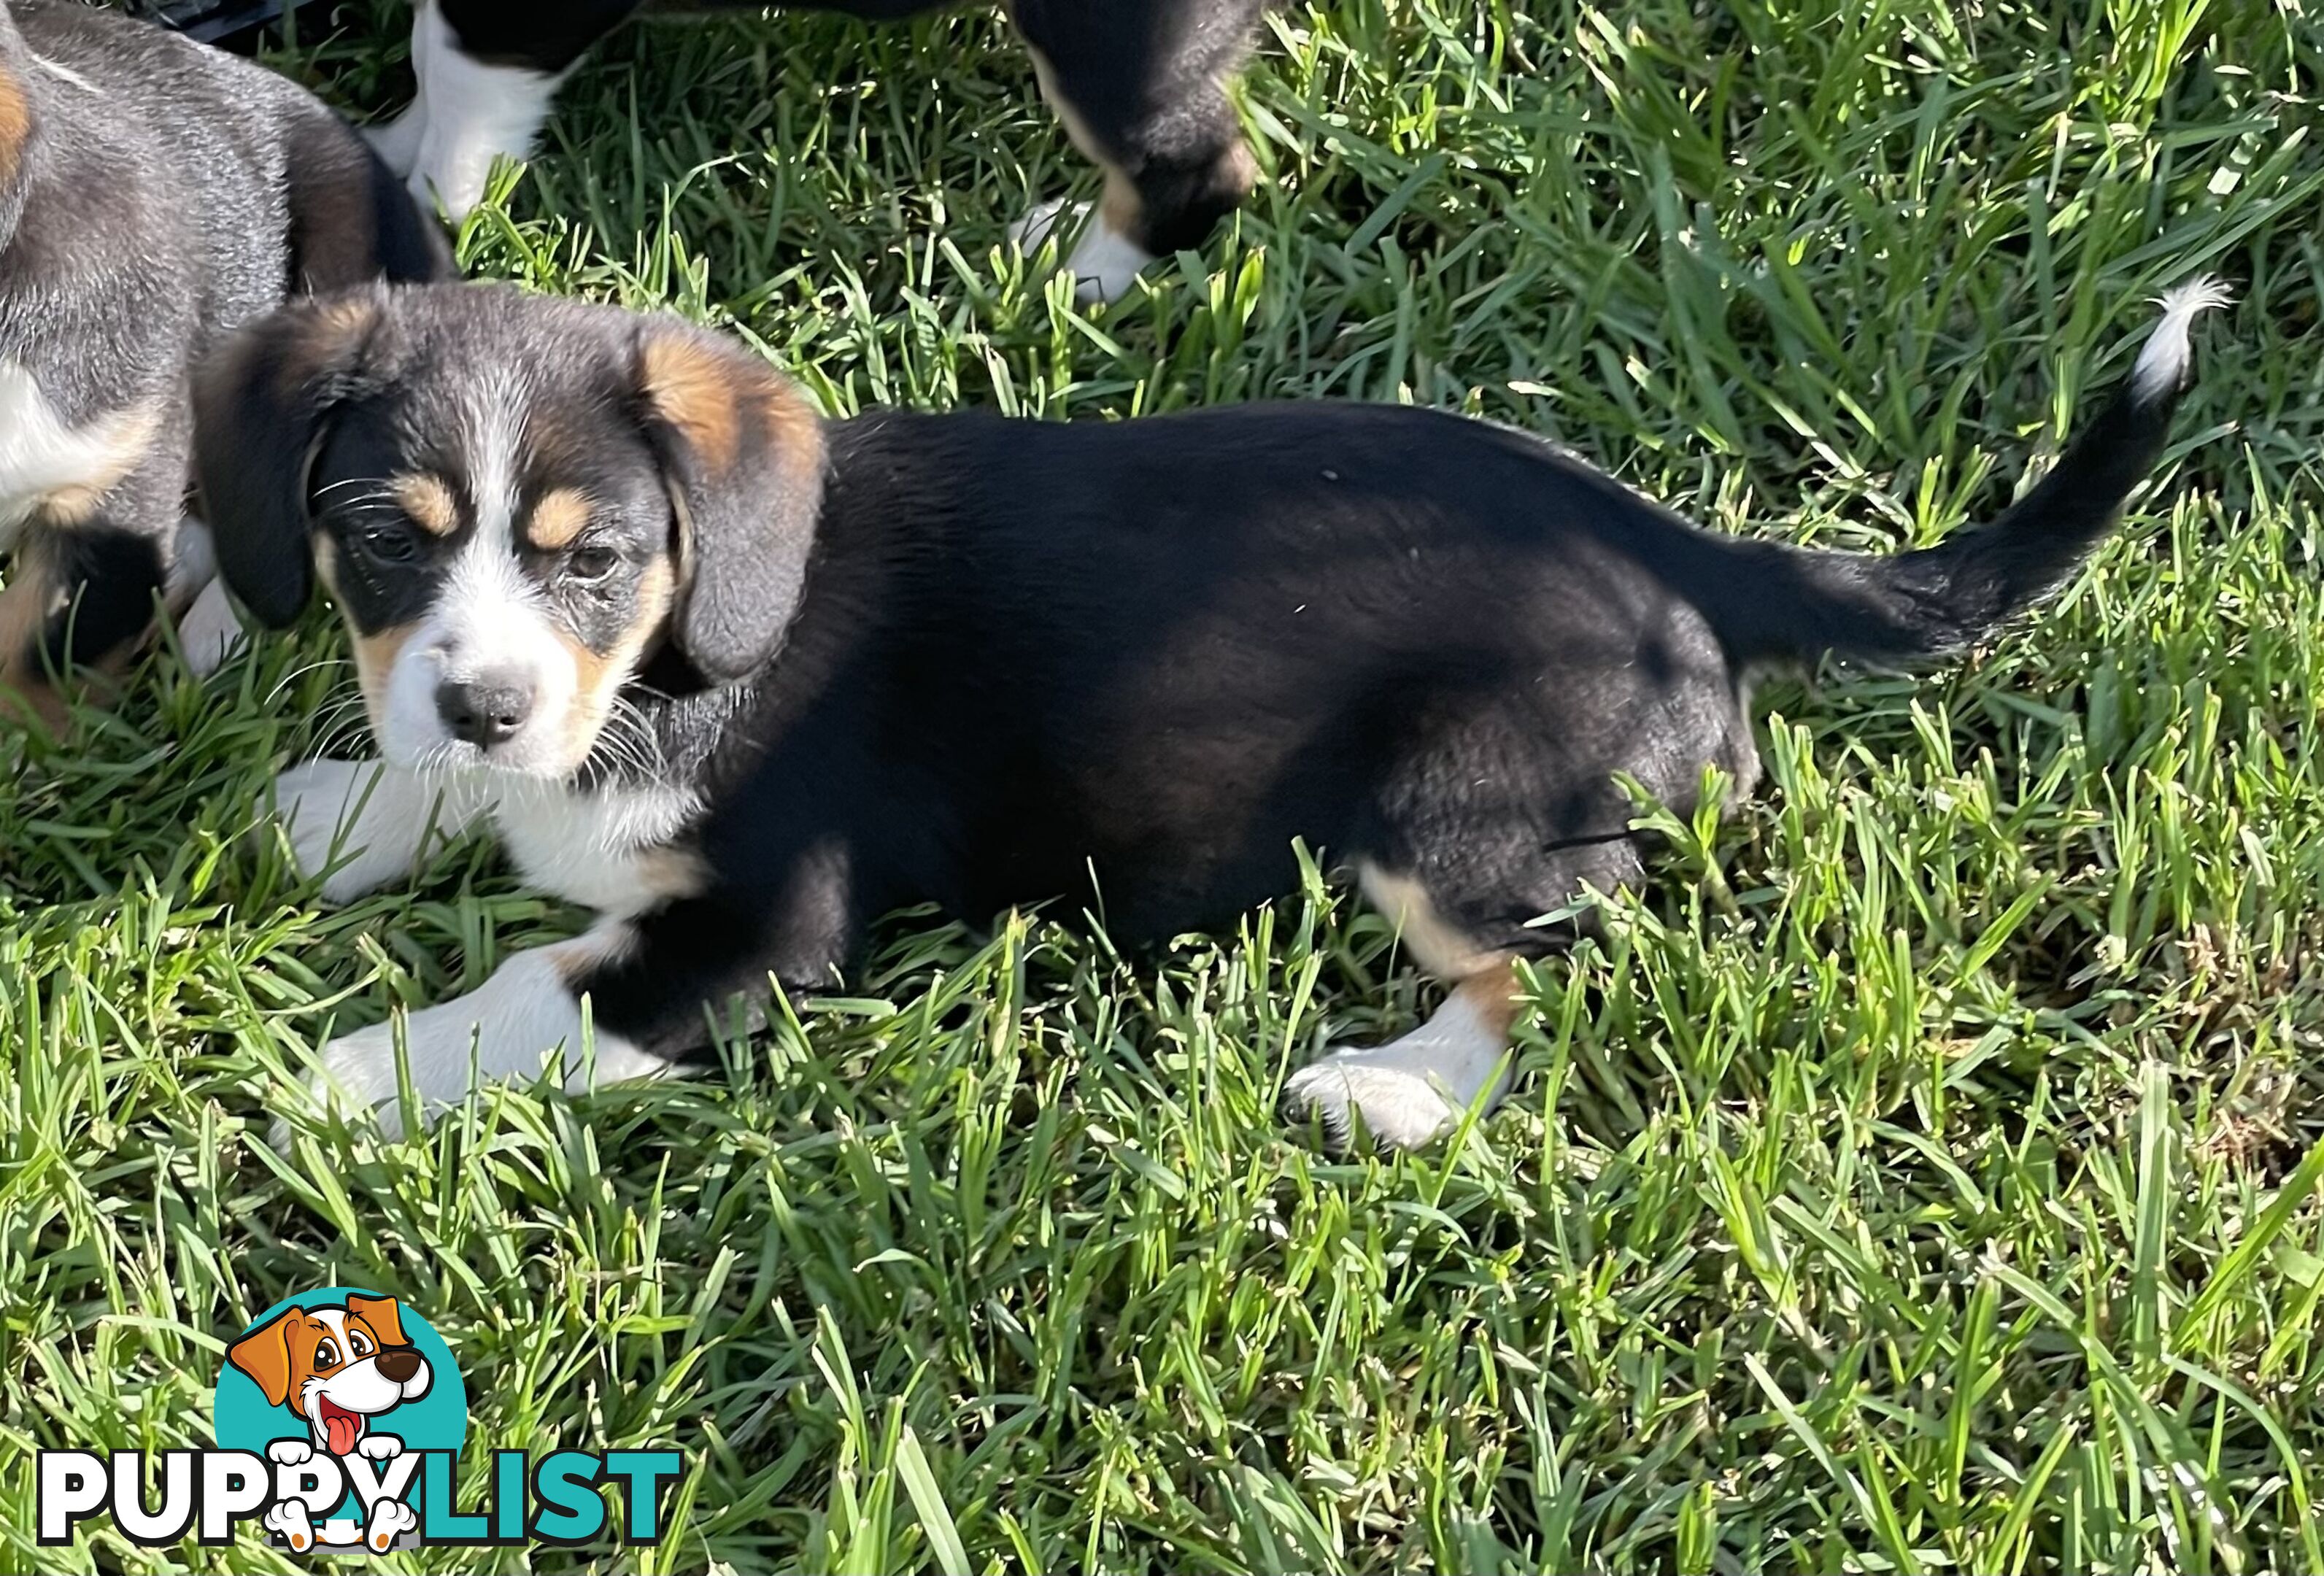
[369,0,1268,301]
[226,1293,433,1461]
[194,278,2225,1150]
[0,0,445,730]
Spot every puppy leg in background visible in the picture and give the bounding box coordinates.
[165,516,244,679]
[394,0,641,220]
[271,759,491,905]
[1008,0,1268,302]
[0,521,170,731]
[298,921,671,1143]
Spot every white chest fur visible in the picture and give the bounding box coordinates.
[486,777,703,916]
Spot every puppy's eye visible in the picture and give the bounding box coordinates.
[313,1340,339,1368]
[349,1332,373,1356]
[355,522,420,566]
[567,546,620,584]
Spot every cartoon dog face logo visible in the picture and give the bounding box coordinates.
[226,1294,432,1459]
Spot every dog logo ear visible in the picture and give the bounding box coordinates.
[226,1311,300,1410]
[192,292,386,629]
[344,1293,409,1348]
[633,320,825,684]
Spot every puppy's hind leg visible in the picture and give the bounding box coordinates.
[1284,824,1644,1152]
[1008,0,1267,302]
[1285,958,1527,1153]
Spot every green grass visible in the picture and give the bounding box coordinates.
[4,0,2323,1568]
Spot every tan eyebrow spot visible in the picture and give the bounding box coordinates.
[525,487,593,551]
[391,473,461,537]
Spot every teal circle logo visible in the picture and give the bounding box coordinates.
[214,1287,465,1551]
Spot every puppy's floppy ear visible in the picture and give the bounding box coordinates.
[345,1293,409,1348]
[633,318,825,684]
[0,24,36,228]
[192,293,385,628]
[227,1310,299,1409]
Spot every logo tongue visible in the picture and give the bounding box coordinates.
[320,1401,363,1456]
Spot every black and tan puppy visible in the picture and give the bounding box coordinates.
[0,0,444,730]
[193,278,2224,1148]
[371,0,1268,301]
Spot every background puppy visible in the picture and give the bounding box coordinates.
[193,278,2223,1149]
[0,0,445,730]
[371,0,1270,302]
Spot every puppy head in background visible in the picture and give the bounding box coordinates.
[225,1292,432,1456]
[191,285,825,779]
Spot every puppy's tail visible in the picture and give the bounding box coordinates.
[1712,277,2230,665]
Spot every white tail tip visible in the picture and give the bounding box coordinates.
[2132,275,2233,401]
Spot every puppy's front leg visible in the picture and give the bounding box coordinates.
[271,759,490,905]
[300,922,672,1142]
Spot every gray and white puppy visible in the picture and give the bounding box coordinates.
[0,0,445,730]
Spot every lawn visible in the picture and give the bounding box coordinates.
[4,0,2323,1569]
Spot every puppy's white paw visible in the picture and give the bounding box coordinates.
[1284,986,1516,1152]
[365,103,426,177]
[294,925,665,1143]
[270,759,482,906]
[263,1500,316,1553]
[309,1016,422,1143]
[364,1496,419,1554]
[1284,1051,1464,1152]
[173,574,245,679]
[356,1432,404,1461]
[1009,198,1155,304]
[266,1439,314,1467]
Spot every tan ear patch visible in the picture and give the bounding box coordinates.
[524,487,592,551]
[227,1310,303,1409]
[641,336,741,471]
[269,295,383,403]
[0,66,29,186]
[391,474,461,538]
[345,1294,409,1348]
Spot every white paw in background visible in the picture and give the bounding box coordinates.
[269,758,483,906]
[1283,989,1514,1152]
[1008,198,1157,304]
[398,0,563,221]
[364,1497,419,1554]
[365,101,425,177]
[356,1432,404,1461]
[266,1439,314,1467]
[173,574,245,679]
[263,1501,316,1553]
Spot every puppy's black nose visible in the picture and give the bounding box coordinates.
[436,676,533,748]
[374,1347,421,1383]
